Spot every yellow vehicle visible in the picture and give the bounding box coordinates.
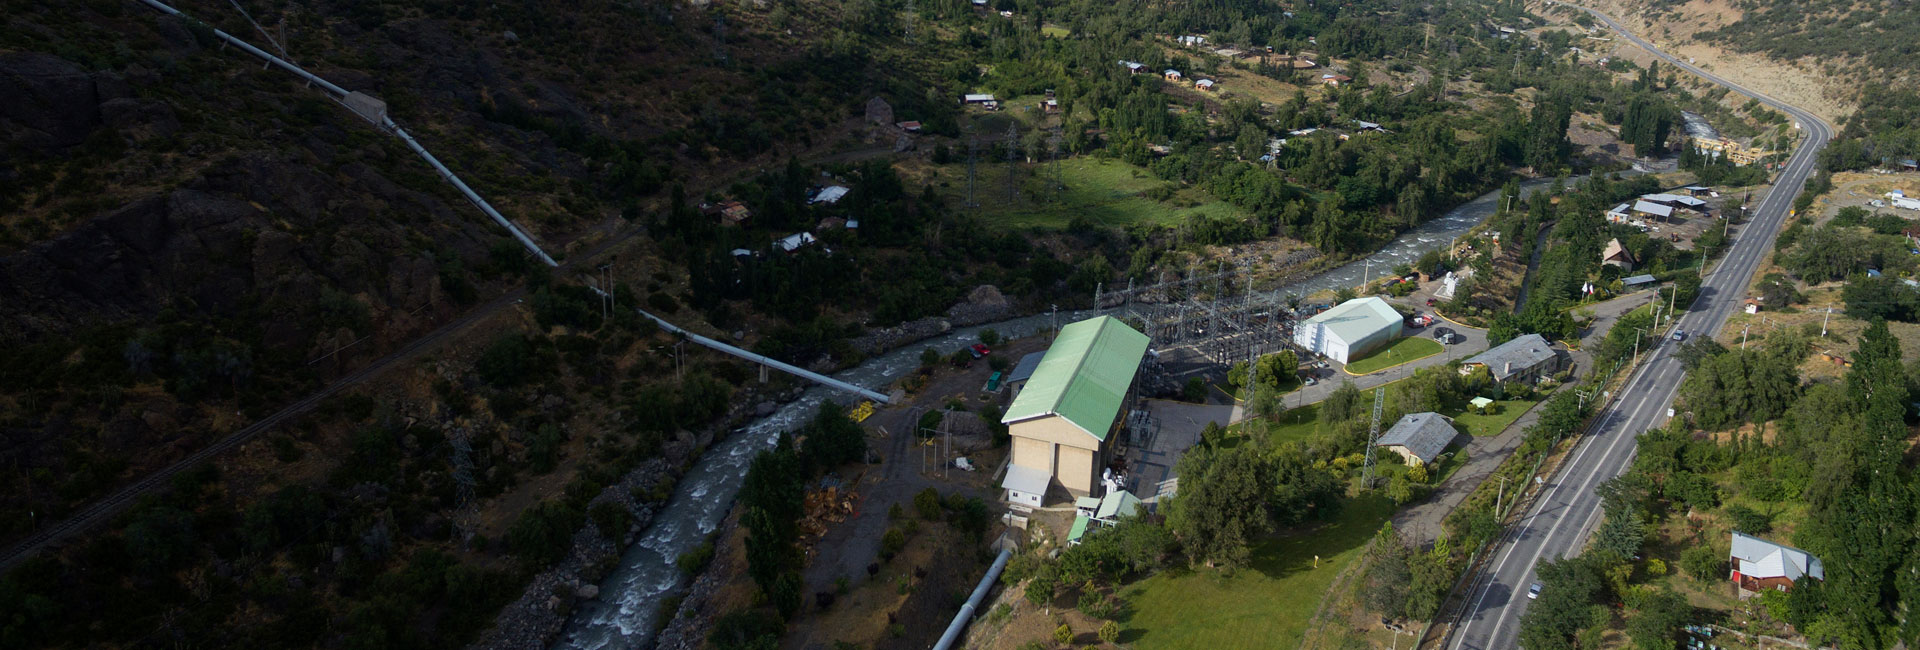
[849,401,876,423]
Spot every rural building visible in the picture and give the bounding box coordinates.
[1068,490,1146,545]
[1005,351,1046,395]
[1601,238,1636,270]
[775,232,817,253]
[1640,193,1709,212]
[809,186,850,205]
[1605,203,1634,223]
[1119,60,1146,74]
[718,201,751,227]
[1164,69,1184,81]
[1178,34,1206,47]
[962,93,999,110]
[1689,136,1770,166]
[1320,73,1353,86]
[1459,333,1563,383]
[1375,412,1460,466]
[1293,297,1403,363]
[1002,464,1049,512]
[1631,200,1675,220]
[1730,532,1824,592]
[1683,185,1712,196]
[1000,316,1150,498]
[1623,274,1658,290]
[1194,78,1216,91]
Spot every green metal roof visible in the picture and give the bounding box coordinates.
[1068,515,1092,543]
[1001,316,1149,441]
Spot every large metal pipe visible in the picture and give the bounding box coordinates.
[131,0,559,267]
[633,308,891,404]
[934,547,1014,650]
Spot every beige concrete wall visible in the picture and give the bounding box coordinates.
[1057,445,1097,495]
[1012,436,1055,475]
[1008,415,1103,451]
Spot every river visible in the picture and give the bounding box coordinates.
[551,175,1568,650]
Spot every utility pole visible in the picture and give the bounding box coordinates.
[1495,474,1509,516]
[1742,322,1751,349]
[1821,302,1833,337]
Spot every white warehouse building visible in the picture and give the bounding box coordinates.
[1294,297,1404,363]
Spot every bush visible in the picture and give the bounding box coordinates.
[880,528,906,559]
[677,542,715,575]
[476,335,535,388]
[1099,620,1121,643]
[1680,544,1724,581]
[914,488,944,520]
[1054,623,1074,645]
[709,609,784,650]
[979,329,1001,346]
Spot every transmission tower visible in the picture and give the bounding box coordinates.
[448,427,479,546]
[1360,387,1386,487]
[1005,123,1020,203]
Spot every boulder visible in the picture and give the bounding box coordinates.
[576,584,600,600]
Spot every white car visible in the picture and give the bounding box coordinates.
[1528,582,1543,600]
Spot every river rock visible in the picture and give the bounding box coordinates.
[577,584,599,600]
[755,401,776,416]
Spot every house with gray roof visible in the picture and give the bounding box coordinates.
[1460,333,1564,384]
[1730,532,1823,592]
[1375,412,1460,466]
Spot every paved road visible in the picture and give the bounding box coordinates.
[1446,6,1834,649]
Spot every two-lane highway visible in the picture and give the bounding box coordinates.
[1447,7,1833,649]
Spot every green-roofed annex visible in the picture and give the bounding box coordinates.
[1001,316,1151,441]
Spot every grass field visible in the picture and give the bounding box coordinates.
[1344,337,1444,374]
[1451,399,1535,437]
[911,157,1249,230]
[1116,495,1395,649]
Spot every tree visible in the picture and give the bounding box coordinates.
[1680,544,1724,581]
[1322,381,1363,425]
[1625,589,1689,650]
[1517,556,1607,650]
[1164,445,1271,568]
[1053,623,1074,645]
[1591,508,1645,559]
[800,402,868,471]
[1362,524,1413,619]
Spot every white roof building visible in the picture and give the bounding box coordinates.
[776,232,817,252]
[1001,464,1050,511]
[1293,297,1403,363]
[963,93,996,104]
[810,185,850,205]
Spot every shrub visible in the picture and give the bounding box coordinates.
[589,501,633,538]
[914,488,944,520]
[1681,544,1724,581]
[677,542,715,575]
[1053,623,1074,645]
[880,528,906,559]
[1099,620,1121,643]
[979,329,1001,346]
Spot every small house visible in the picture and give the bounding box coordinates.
[1194,79,1216,91]
[775,232,817,253]
[718,200,751,227]
[1375,412,1461,466]
[1320,73,1353,86]
[1005,351,1047,395]
[1730,532,1823,593]
[1178,35,1207,47]
[1164,69,1184,81]
[809,186,850,205]
[1605,203,1634,223]
[1601,238,1637,270]
[1683,185,1711,196]
[1119,60,1147,74]
[1001,464,1049,512]
[963,93,999,110]
[1623,274,1658,290]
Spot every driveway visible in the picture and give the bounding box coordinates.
[1272,321,1490,413]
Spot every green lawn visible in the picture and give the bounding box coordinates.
[1040,24,1071,37]
[1451,399,1536,437]
[1116,495,1396,649]
[1344,337,1444,375]
[924,157,1249,230]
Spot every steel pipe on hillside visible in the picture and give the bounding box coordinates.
[633,308,891,404]
[131,0,559,267]
[934,547,1014,650]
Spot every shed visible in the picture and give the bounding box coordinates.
[1195,79,1216,91]
[775,232,817,252]
[1006,351,1047,394]
[1001,464,1050,511]
[1375,412,1460,466]
[810,186,850,205]
[1631,200,1675,219]
[1293,297,1402,363]
[1623,274,1658,289]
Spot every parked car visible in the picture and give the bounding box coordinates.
[1303,376,1318,386]
[969,344,991,358]
[1670,330,1687,342]
[1528,583,1543,600]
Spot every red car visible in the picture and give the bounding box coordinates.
[970,344,992,358]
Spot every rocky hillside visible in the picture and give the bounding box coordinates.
[0,0,902,542]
